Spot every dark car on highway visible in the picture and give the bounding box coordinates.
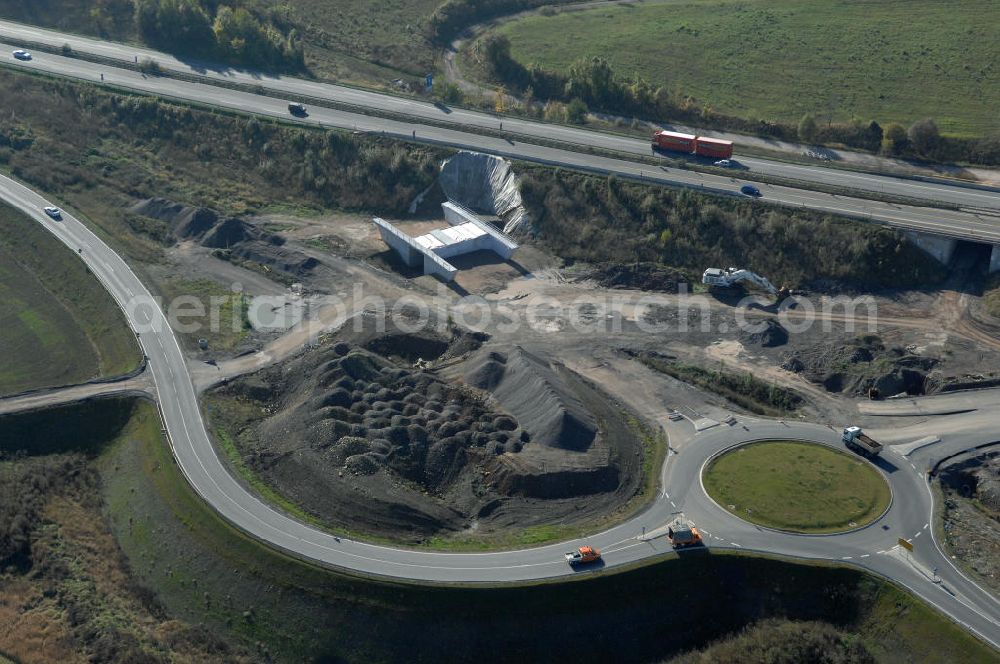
[740,184,761,197]
[288,102,307,116]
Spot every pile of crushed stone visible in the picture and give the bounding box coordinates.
[463,346,596,451]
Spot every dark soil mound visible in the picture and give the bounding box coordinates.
[464,347,597,451]
[365,333,451,363]
[740,319,788,347]
[581,262,690,293]
[210,337,644,543]
[781,335,939,397]
[465,351,508,391]
[225,243,319,278]
[130,197,219,240]
[214,343,540,538]
[201,217,256,248]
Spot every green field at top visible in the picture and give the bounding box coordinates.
[703,440,892,533]
[0,201,139,395]
[498,0,999,137]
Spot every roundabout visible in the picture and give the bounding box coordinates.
[702,440,892,534]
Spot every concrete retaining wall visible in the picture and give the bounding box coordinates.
[442,201,518,260]
[373,218,422,267]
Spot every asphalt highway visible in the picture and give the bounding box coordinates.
[2,18,999,213]
[2,29,1000,243]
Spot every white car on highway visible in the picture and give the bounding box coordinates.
[43,206,62,220]
[714,159,732,167]
[12,49,31,61]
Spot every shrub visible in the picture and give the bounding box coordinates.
[882,122,908,154]
[566,98,588,124]
[797,113,818,143]
[908,118,940,156]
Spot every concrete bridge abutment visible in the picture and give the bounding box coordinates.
[904,231,958,266]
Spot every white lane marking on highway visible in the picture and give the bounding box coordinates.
[860,554,870,558]
[914,532,921,539]
[670,500,676,508]
[841,556,853,560]
[877,550,887,554]
[923,523,929,530]
[731,542,742,548]
[664,492,669,499]
[605,536,638,549]
[910,462,917,470]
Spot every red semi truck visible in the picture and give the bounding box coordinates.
[652,130,734,160]
[652,130,697,153]
[694,136,734,159]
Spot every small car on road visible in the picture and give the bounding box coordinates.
[12,50,31,61]
[714,159,732,167]
[740,184,761,197]
[43,206,62,220]
[288,102,307,116]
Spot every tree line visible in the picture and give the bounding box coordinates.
[519,167,946,290]
[134,0,304,69]
[476,33,1000,165]
[427,0,577,45]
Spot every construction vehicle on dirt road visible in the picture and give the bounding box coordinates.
[565,545,601,566]
[668,519,702,548]
[702,267,806,300]
[702,267,779,294]
[842,426,883,458]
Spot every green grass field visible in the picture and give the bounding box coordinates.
[498,0,999,137]
[0,202,139,395]
[703,440,891,532]
[250,0,441,82]
[158,277,250,352]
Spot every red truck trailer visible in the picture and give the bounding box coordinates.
[652,130,697,154]
[694,136,734,159]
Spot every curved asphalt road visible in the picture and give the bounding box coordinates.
[2,30,1000,243]
[2,173,999,649]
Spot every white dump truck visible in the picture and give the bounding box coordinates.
[842,426,883,458]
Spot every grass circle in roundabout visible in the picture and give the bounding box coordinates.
[702,440,891,534]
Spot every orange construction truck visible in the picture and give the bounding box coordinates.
[668,520,702,548]
[564,545,601,566]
